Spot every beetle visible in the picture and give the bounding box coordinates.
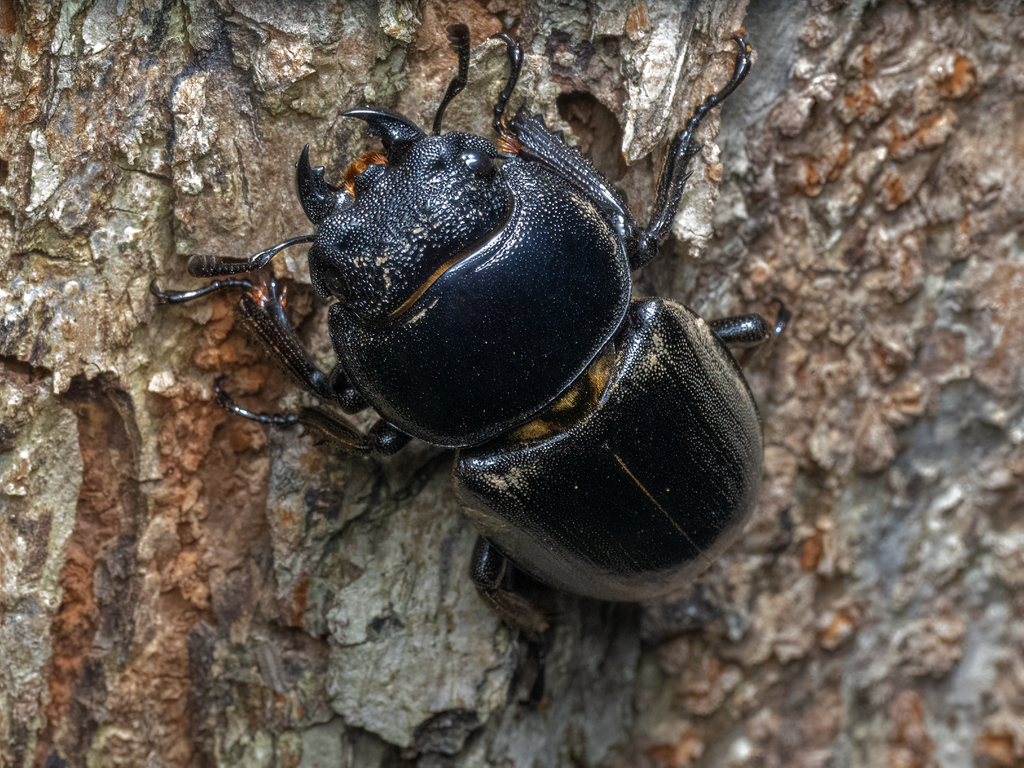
[153,25,786,635]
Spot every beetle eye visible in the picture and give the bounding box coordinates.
[460,150,494,176]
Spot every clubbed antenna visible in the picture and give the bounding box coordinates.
[432,24,472,136]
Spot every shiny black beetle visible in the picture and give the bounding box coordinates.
[154,26,785,634]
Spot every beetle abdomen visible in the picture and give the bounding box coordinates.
[452,298,763,602]
[332,162,631,448]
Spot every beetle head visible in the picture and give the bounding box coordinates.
[303,125,512,321]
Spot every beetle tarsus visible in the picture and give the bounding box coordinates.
[149,277,257,304]
[213,376,298,427]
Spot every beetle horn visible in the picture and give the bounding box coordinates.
[296,145,340,226]
[342,107,425,163]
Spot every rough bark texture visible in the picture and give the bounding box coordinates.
[2,1,1023,766]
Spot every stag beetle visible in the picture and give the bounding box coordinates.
[153,26,786,634]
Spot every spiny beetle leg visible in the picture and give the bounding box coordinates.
[212,276,411,453]
[231,273,366,412]
[632,36,753,270]
[155,269,366,413]
[469,537,550,640]
[215,378,411,459]
[153,271,406,457]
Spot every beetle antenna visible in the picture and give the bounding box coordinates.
[432,24,471,136]
[187,234,315,278]
[489,32,524,136]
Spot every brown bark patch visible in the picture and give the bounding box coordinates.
[36,384,144,766]
[937,53,979,99]
[887,691,936,768]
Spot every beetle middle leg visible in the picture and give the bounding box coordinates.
[630,36,753,270]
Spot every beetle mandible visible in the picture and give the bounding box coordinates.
[153,25,786,635]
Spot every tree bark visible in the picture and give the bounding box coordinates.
[2,1,1022,766]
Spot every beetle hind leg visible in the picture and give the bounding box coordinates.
[469,537,551,640]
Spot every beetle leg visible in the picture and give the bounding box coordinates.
[229,276,422,453]
[153,272,413,456]
[631,36,753,271]
[469,537,550,640]
[153,274,367,411]
[213,377,371,455]
[711,300,790,350]
[215,377,414,458]
[150,277,257,303]
[214,273,367,413]
[230,275,338,400]
[234,278,362,409]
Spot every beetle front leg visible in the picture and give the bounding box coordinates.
[469,537,550,640]
[152,274,367,412]
[151,274,413,458]
[232,277,371,413]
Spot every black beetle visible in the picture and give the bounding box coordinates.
[153,26,785,634]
